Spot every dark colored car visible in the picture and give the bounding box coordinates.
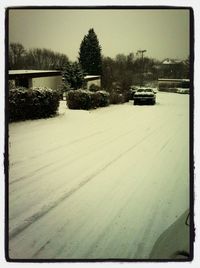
[133,88,156,105]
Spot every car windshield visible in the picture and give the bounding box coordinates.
[137,88,153,92]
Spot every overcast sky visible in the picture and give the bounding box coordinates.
[8,8,190,61]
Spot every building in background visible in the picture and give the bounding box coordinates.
[160,58,189,79]
[84,75,101,90]
[8,70,62,90]
[9,71,101,91]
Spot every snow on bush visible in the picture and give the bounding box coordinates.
[109,92,125,104]
[9,87,60,121]
[92,91,110,107]
[89,83,101,92]
[67,89,110,110]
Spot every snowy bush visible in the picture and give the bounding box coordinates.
[91,91,110,107]
[67,89,91,110]
[9,87,29,121]
[67,89,110,110]
[89,84,101,92]
[109,92,125,104]
[127,87,138,100]
[9,87,60,121]
[8,80,15,90]
[123,90,131,102]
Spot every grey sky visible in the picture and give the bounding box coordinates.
[8,9,190,61]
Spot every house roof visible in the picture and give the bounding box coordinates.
[158,78,189,82]
[9,70,62,78]
[84,75,101,81]
[162,59,183,65]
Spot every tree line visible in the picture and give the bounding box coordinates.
[9,43,69,70]
[9,28,189,91]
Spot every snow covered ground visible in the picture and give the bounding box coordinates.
[8,92,189,259]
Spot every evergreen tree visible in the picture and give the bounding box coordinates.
[79,28,102,75]
[62,62,84,90]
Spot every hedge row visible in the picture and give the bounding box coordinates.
[9,87,60,121]
[67,89,110,110]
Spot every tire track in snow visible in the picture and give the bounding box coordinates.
[10,115,181,228]
[9,123,170,240]
[81,134,178,258]
[9,124,145,218]
[10,111,139,184]
[23,130,182,259]
[10,108,140,168]
[10,107,172,189]
[10,124,143,188]
[9,114,176,223]
[10,130,103,167]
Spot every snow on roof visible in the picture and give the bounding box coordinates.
[84,75,100,79]
[9,70,61,75]
[162,59,184,65]
[158,78,189,82]
[162,59,174,65]
[9,71,100,79]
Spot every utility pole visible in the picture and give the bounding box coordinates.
[137,49,147,87]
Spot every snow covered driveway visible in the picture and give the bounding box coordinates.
[9,92,189,259]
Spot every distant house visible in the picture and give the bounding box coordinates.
[84,75,101,90]
[162,58,183,65]
[160,58,188,79]
[8,70,62,90]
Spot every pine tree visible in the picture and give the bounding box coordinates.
[79,28,102,75]
[62,62,84,90]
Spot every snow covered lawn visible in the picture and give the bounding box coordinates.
[8,92,189,259]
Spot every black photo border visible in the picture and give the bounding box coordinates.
[4,5,195,263]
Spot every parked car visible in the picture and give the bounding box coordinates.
[133,88,156,105]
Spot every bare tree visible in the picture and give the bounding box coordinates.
[9,43,26,69]
[9,43,69,70]
[24,48,69,70]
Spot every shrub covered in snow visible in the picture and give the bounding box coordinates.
[67,89,91,110]
[109,92,125,104]
[91,91,110,107]
[9,87,29,121]
[8,80,15,90]
[9,87,60,121]
[127,86,139,100]
[67,89,110,110]
[89,84,101,92]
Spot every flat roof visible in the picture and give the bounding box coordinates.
[9,70,61,75]
[158,78,189,82]
[9,70,62,78]
[84,75,101,81]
